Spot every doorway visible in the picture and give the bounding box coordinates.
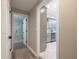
[37,0,58,59]
[12,13,28,50]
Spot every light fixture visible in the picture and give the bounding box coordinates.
[40,7,46,13]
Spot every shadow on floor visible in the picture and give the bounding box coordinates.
[14,42,26,49]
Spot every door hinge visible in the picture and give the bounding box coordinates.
[10,49,11,52]
[26,19,27,21]
[9,10,11,13]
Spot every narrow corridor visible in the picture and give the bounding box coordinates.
[12,48,42,59]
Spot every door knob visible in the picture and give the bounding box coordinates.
[8,36,12,39]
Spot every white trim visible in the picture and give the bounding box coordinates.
[11,12,14,52]
[36,0,59,59]
[27,45,39,57]
[36,0,46,56]
[23,17,27,46]
[36,5,40,56]
[56,0,60,59]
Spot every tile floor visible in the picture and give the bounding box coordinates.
[40,42,56,59]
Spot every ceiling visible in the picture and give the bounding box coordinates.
[11,0,56,17]
[11,0,40,12]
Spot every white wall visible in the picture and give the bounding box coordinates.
[29,6,37,53]
[28,1,43,56]
[59,0,77,59]
[46,0,57,17]
[1,0,11,59]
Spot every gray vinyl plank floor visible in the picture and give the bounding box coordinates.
[12,48,42,59]
[12,42,56,59]
[14,42,26,49]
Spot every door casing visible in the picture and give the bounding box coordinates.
[23,17,27,46]
[36,0,59,59]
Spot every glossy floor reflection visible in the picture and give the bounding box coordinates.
[40,42,56,59]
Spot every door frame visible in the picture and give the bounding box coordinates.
[11,12,29,51]
[36,0,59,59]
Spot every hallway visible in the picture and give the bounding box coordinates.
[12,48,42,59]
[1,0,77,59]
[12,42,56,59]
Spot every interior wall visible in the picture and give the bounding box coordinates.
[29,6,37,53]
[59,0,77,59]
[28,0,44,56]
[46,0,57,17]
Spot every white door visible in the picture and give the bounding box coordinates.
[23,18,27,46]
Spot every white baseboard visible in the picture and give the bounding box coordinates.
[27,45,39,57]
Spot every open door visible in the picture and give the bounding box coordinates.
[23,18,27,46]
